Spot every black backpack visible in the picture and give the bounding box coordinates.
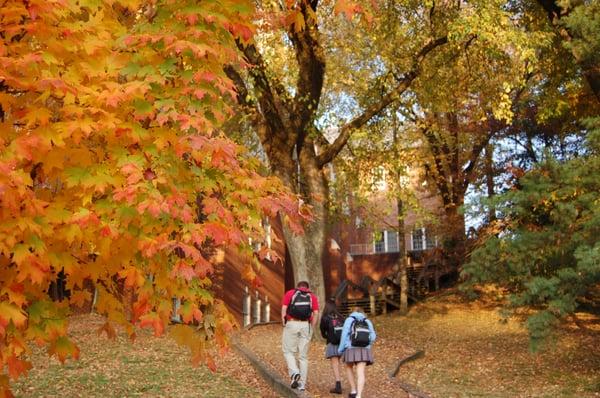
[328,314,343,345]
[287,289,312,320]
[350,316,371,347]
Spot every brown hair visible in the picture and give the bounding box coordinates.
[323,298,341,318]
[351,306,364,313]
[297,281,309,289]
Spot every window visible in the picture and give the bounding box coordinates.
[412,228,424,251]
[372,230,400,253]
[412,227,437,251]
[386,230,399,252]
[425,230,436,249]
[373,232,385,253]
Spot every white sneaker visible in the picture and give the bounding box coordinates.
[298,382,306,391]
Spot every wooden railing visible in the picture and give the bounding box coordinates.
[335,254,456,316]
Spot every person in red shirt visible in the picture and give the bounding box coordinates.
[281,281,319,391]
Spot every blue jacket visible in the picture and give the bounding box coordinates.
[338,312,376,354]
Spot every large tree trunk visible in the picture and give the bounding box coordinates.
[443,199,466,270]
[392,124,409,315]
[280,151,328,305]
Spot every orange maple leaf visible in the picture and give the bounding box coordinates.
[48,336,80,364]
[6,355,32,380]
[118,266,145,288]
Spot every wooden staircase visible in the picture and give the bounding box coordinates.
[334,256,455,317]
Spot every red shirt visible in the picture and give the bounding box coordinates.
[282,287,319,321]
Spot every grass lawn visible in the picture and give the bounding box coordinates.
[11,314,269,398]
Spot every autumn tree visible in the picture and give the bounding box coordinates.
[0,0,304,394]
[225,0,497,302]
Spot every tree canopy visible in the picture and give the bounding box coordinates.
[0,0,305,393]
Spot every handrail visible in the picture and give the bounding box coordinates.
[332,278,370,301]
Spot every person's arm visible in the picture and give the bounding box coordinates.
[338,317,352,354]
[310,294,319,329]
[311,310,319,329]
[281,290,291,326]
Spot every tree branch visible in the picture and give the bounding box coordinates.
[422,128,453,207]
[317,36,448,167]
[288,1,325,143]
[234,41,296,157]
[224,65,253,108]
[535,0,600,102]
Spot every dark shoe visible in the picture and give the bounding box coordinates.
[290,373,300,389]
[348,393,357,398]
[330,381,342,394]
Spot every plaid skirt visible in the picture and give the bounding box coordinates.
[342,347,374,365]
[325,343,341,359]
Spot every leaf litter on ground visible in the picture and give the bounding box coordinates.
[239,289,600,398]
[12,313,278,398]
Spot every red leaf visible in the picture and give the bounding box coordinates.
[143,168,156,181]
[171,260,196,281]
[139,312,164,337]
[203,222,229,245]
[6,355,32,380]
[205,354,217,372]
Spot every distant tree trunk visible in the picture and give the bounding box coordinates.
[421,112,487,270]
[392,124,408,314]
[485,144,496,223]
[397,197,408,314]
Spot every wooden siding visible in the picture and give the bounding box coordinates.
[213,219,287,323]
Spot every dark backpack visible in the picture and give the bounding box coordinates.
[287,289,312,320]
[328,314,343,345]
[350,316,371,347]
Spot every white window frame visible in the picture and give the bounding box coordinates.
[386,230,399,252]
[412,227,437,251]
[412,227,425,251]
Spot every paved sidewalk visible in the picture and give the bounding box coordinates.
[237,323,409,398]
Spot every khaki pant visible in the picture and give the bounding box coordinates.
[282,320,312,384]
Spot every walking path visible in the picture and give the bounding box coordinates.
[237,323,411,398]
